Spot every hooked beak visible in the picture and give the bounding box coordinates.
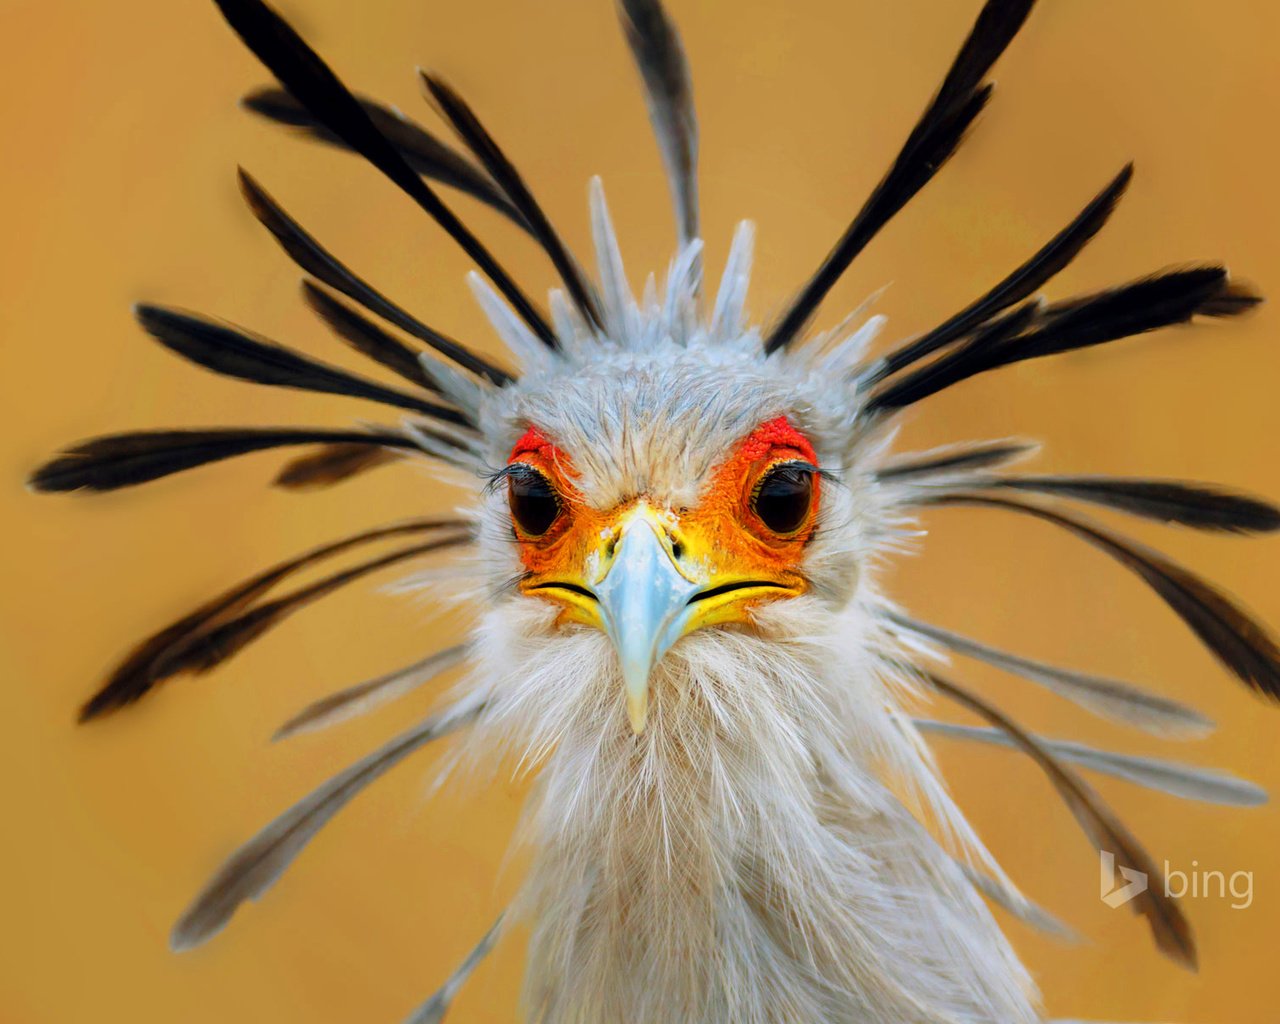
[594,511,701,733]
[526,505,799,734]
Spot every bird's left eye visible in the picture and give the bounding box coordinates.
[752,462,815,534]
[508,466,561,536]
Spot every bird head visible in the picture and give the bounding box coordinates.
[493,366,840,734]
[31,0,1277,1009]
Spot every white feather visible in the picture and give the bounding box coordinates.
[916,719,1267,806]
[468,271,552,372]
[589,177,639,342]
[710,220,754,343]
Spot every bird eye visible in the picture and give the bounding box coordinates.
[752,462,815,534]
[508,466,561,536]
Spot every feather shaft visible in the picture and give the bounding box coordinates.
[927,493,1280,701]
[211,0,557,347]
[238,169,511,384]
[916,719,1267,806]
[274,644,469,740]
[924,671,1197,968]
[171,699,484,951]
[242,86,531,230]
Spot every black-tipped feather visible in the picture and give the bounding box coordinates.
[422,73,604,333]
[617,0,699,247]
[135,304,471,425]
[985,476,1280,533]
[301,281,435,391]
[237,170,511,385]
[866,163,1134,385]
[274,442,403,490]
[171,699,483,951]
[78,519,466,720]
[242,86,531,230]
[274,644,467,741]
[869,267,1259,410]
[889,611,1214,737]
[161,535,469,684]
[872,297,1040,408]
[30,427,418,493]
[875,441,1037,481]
[211,0,557,347]
[928,493,1280,700]
[764,0,1036,353]
[924,671,1197,968]
[403,916,505,1024]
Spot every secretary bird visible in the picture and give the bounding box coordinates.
[32,0,1276,1020]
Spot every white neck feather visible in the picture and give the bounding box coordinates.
[463,598,1040,1024]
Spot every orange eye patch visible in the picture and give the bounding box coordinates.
[698,416,821,543]
[504,417,819,579]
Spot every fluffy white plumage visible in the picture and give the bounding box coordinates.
[444,191,1043,1021]
[36,1,1275,1022]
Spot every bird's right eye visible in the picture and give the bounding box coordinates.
[508,466,561,537]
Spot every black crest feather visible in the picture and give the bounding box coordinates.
[874,440,1037,481]
[867,163,1134,385]
[273,442,404,490]
[869,266,1260,410]
[79,524,470,721]
[764,0,1036,353]
[924,671,1197,969]
[300,281,436,392]
[211,0,557,347]
[237,169,511,385]
[29,427,418,493]
[928,493,1280,701]
[617,0,699,247]
[242,86,531,231]
[135,304,471,426]
[422,72,604,333]
[986,476,1280,534]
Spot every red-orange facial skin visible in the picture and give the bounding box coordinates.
[694,416,821,571]
[506,426,612,582]
[508,418,820,611]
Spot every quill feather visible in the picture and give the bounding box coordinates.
[764,0,1036,352]
[172,698,484,951]
[78,521,468,720]
[924,671,1197,968]
[211,0,556,347]
[135,304,470,425]
[928,493,1280,701]
[242,86,531,230]
[238,169,511,384]
[916,719,1267,807]
[30,427,417,494]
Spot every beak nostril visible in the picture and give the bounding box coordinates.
[670,538,683,561]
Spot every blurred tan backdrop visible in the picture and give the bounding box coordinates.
[3,0,1279,1020]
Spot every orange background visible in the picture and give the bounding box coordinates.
[3,1,1279,1021]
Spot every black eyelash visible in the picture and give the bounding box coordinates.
[483,462,534,495]
[749,460,821,501]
